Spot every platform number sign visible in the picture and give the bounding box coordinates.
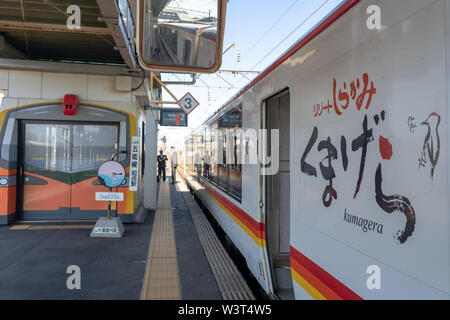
[129,136,140,191]
[177,92,199,115]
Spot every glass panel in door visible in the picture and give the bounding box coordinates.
[21,123,119,220]
[70,124,119,212]
[22,123,72,219]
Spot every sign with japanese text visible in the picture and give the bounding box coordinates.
[129,136,140,191]
[93,227,119,234]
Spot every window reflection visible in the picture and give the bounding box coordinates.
[24,123,118,173]
[189,104,242,200]
[72,125,118,172]
[142,0,218,68]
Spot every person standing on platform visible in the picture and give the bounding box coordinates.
[157,150,168,182]
[170,147,178,184]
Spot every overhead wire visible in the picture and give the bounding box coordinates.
[249,0,330,71]
[203,0,298,103]
[192,0,216,10]
[212,0,332,105]
[240,0,300,63]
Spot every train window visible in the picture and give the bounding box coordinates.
[191,135,195,173]
[195,131,203,176]
[218,112,229,191]
[193,134,198,174]
[166,28,178,56]
[203,126,212,180]
[183,40,192,65]
[228,107,242,198]
[210,122,218,183]
[189,109,242,200]
[189,134,193,173]
[186,136,191,172]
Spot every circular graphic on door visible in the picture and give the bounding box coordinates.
[97,161,126,188]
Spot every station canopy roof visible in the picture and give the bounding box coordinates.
[0,0,139,67]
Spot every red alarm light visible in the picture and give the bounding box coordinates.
[63,94,78,116]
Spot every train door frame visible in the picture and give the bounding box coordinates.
[262,88,293,299]
[16,119,120,221]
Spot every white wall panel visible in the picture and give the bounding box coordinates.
[42,72,88,100]
[8,71,41,98]
[87,75,132,102]
[0,70,8,90]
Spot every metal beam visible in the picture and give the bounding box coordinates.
[0,20,112,35]
[160,73,197,85]
[96,0,137,69]
[0,58,142,77]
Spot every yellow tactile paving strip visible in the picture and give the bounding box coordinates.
[140,180,181,300]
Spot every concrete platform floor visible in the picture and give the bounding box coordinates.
[0,181,223,300]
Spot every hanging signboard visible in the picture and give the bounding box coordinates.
[129,136,140,191]
[160,108,188,127]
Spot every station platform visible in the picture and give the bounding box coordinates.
[0,174,254,300]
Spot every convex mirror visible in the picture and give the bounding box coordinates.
[137,0,227,73]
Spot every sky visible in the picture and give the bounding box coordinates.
[159,0,345,151]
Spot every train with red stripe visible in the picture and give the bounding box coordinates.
[182,0,450,300]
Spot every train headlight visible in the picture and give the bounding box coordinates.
[0,178,8,186]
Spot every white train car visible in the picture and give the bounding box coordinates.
[182,0,450,300]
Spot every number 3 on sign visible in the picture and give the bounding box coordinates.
[185,98,192,109]
[177,92,199,115]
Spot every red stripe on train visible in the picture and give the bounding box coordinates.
[291,246,362,300]
[204,183,265,239]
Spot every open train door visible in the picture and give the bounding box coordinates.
[264,89,294,299]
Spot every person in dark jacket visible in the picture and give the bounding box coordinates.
[157,150,168,182]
